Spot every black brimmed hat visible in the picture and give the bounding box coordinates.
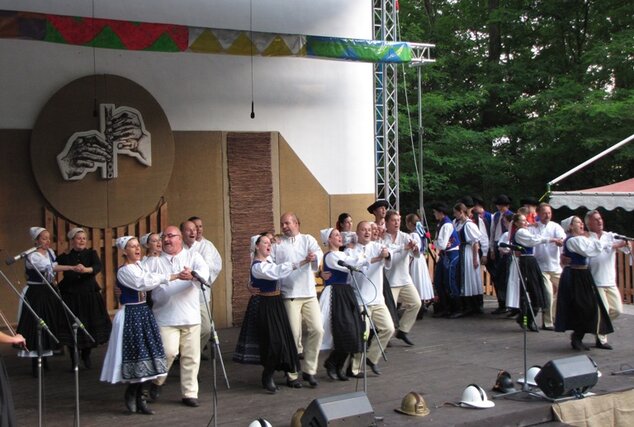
[367,199,389,214]
[493,194,511,206]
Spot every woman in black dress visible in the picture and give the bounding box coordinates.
[57,227,112,368]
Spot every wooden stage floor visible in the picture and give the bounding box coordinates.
[4,297,634,426]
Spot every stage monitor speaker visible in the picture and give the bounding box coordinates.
[535,355,599,398]
[301,391,374,426]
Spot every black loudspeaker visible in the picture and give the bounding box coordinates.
[301,392,374,426]
[535,355,599,398]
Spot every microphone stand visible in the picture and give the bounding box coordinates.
[0,268,59,427]
[200,282,229,427]
[348,267,386,395]
[493,253,550,402]
[24,253,95,427]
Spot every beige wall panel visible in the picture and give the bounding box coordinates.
[0,130,49,320]
[329,194,377,230]
[276,135,329,241]
[165,131,229,327]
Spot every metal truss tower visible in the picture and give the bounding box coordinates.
[373,0,399,210]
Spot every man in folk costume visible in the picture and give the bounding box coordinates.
[271,212,323,387]
[520,197,540,224]
[488,194,514,314]
[585,210,631,350]
[345,221,393,377]
[532,203,566,331]
[383,210,422,346]
[430,202,461,318]
[460,196,490,314]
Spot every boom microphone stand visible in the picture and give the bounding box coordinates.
[197,277,229,427]
[24,253,95,427]
[347,266,387,394]
[493,249,550,402]
[0,268,59,427]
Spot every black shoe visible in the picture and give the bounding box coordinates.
[324,360,338,381]
[528,323,539,332]
[507,309,520,317]
[137,386,155,415]
[541,326,555,331]
[261,370,278,393]
[432,310,447,318]
[286,378,303,389]
[346,366,364,379]
[449,311,466,319]
[571,336,590,351]
[124,384,138,413]
[395,330,414,346]
[336,368,349,381]
[491,307,508,315]
[366,360,381,376]
[302,372,319,387]
[149,383,161,401]
[595,340,613,350]
[181,398,199,408]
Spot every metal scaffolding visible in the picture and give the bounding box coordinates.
[373,1,434,211]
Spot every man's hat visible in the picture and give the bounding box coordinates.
[429,202,451,216]
[459,196,475,208]
[520,197,539,206]
[367,199,389,214]
[493,194,511,206]
[472,195,485,207]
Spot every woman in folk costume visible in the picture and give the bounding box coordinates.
[56,227,112,369]
[555,217,614,351]
[450,203,483,318]
[16,227,75,376]
[100,236,179,415]
[495,213,517,316]
[405,214,435,311]
[233,232,275,365]
[250,233,307,393]
[0,331,26,427]
[505,214,561,331]
[318,228,365,381]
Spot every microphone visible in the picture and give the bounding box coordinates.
[5,246,40,265]
[337,260,361,272]
[498,242,524,251]
[191,271,211,288]
[614,235,634,241]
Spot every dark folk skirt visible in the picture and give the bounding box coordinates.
[383,273,400,329]
[16,285,64,354]
[121,304,167,381]
[257,295,299,373]
[555,268,614,335]
[329,285,364,354]
[518,256,546,309]
[233,295,261,365]
[58,290,112,349]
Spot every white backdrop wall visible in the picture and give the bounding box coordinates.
[0,0,375,195]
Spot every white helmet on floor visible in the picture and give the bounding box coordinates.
[518,365,541,387]
[460,384,495,409]
[248,418,272,427]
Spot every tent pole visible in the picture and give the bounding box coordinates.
[548,134,634,187]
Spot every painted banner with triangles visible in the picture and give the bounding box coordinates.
[0,10,413,63]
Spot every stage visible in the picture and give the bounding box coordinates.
[4,297,634,426]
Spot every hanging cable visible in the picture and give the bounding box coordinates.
[249,0,255,119]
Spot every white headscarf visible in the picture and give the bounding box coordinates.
[30,227,46,241]
[320,228,334,246]
[140,233,152,248]
[116,236,135,250]
[560,216,575,233]
[67,227,85,240]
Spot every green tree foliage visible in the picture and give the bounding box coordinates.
[396,0,634,219]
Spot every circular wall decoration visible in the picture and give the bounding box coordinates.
[30,74,175,228]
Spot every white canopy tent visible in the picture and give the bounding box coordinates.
[549,178,634,211]
[547,133,634,211]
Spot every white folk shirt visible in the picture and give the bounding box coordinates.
[143,248,210,327]
[532,221,566,273]
[189,239,222,303]
[587,231,629,287]
[436,220,459,252]
[117,262,170,293]
[345,242,392,306]
[271,233,322,298]
[383,230,419,287]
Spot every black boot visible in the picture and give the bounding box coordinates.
[335,352,350,381]
[81,348,92,369]
[324,355,338,380]
[124,383,138,413]
[261,368,277,393]
[136,383,155,415]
